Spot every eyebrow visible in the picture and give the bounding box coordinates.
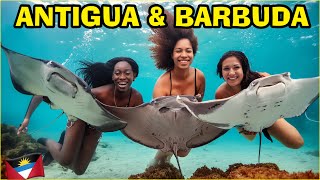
[174,47,193,50]
[223,64,241,67]
[114,69,132,71]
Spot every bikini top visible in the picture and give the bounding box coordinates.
[126,88,132,107]
[125,88,132,107]
[169,68,198,96]
[114,87,132,107]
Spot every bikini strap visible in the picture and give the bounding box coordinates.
[169,71,172,96]
[126,88,132,107]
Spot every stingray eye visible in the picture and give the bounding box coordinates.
[251,80,258,87]
[282,72,290,79]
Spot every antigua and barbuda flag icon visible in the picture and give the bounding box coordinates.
[5,153,45,179]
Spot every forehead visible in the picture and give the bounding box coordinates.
[174,38,192,48]
[114,61,132,70]
[222,56,241,66]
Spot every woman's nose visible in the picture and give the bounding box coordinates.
[119,73,126,79]
[181,51,187,57]
[229,69,235,74]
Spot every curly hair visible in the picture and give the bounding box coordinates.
[77,57,139,88]
[216,51,262,89]
[149,10,198,71]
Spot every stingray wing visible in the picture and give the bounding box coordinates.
[102,96,228,152]
[177,96,243,129]
[102,103,165,149]
[2,45,126,132]
[178,73,319,132]
[283,77,319,117]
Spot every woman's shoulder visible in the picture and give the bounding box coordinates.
[258,72,270,77]
[131,88,143,105]
[195,68,205,80]
[215,83,230,99]
[91,84,113,96]
[154,71,171,87]
[131,88,142,98]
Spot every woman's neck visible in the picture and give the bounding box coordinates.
[226,83,242,95]
[171,67,192,80]
[113,85,131,99]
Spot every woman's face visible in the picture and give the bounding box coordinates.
[171,38,194,70]
[221,56,244,88]
[112,61,135,92]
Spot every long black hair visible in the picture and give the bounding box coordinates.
[216,51,262,89]
[77,57,139,88]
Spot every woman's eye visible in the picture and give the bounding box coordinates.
[186,49,193,53]
[223,67,229,71]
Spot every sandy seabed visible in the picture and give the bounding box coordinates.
[42,134,319,179]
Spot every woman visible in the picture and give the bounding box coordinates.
[215,50,304,148]
[17,57,143,175]
[149,10,206,166]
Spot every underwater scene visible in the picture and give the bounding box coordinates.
[1,0,319,179]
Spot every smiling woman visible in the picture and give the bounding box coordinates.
[17,57,143,175]
[148,9,206,166]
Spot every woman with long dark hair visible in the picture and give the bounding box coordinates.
[215,50,303,148]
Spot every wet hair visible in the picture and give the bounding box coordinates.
[77,57,139,88]
[216,51,262,89]
[149,10,198,71]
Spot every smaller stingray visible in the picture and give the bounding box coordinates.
[177,73,319,132]
[100,96,228,174]
[1,45,126,132]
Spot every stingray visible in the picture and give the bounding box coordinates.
[100,96,228,174]
[1,45,126,132]
[177,72,319,132]
[177,73,319,162]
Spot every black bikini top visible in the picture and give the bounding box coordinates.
[169,68,198,96]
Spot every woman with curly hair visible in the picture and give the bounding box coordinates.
[148,10,206,166]
[17,57,143,175]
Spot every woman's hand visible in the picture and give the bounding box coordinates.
[17,118,29,135]
[195,94,202,102]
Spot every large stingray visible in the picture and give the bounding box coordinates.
[1,45,126,132]
[177,72,319,132]
[100,96,228,173]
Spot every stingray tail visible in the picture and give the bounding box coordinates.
[172,145,183,178]
[258,132,262,163]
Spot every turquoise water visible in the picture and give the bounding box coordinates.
[1,1,319,177]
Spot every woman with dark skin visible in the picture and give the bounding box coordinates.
[17,57,143,175]
[149,10,205,166]
[215,51,304,148]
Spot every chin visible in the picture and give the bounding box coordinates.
[117,87,129,92]
[178,65,190,69]
[227,81,240,87]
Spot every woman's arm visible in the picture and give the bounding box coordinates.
[17,95,43,135]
